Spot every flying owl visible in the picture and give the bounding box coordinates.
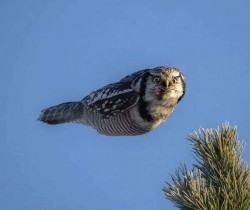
[38,66,186,136]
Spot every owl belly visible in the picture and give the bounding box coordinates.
[93,108,152,136]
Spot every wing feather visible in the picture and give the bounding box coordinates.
[119,69,150,83]
[82,82,139,119]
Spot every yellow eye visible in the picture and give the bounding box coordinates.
[153,76,160,83]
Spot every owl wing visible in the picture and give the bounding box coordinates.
[83,82,140,119]
[119,69,150,83]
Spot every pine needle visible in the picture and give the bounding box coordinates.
[163,122,250,210]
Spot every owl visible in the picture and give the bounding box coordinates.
[38,66,186,136]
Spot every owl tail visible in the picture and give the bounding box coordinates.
[38,102,83,124]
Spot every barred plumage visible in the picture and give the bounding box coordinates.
[38,66,186,136]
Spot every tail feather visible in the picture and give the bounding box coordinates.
[38,102,83,124]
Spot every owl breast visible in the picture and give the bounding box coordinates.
[80,98,177,136]
[88,106,152,136]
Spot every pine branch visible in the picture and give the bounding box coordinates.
[163,123,250,210]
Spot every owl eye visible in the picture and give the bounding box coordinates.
[173,76,180,83]
[153,76,160,83]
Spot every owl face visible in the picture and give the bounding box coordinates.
[144,67,185,101]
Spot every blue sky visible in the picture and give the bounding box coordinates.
[1,0,250,209]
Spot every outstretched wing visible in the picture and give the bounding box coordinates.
[83,82,139,119]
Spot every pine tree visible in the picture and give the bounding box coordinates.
[163,123,250,210]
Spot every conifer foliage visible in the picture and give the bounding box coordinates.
[163,123,250,210]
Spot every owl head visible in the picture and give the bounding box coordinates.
[132,66,185,103]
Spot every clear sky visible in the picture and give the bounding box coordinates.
[1,0,250,210]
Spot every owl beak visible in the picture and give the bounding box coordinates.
[165,79,170,88]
